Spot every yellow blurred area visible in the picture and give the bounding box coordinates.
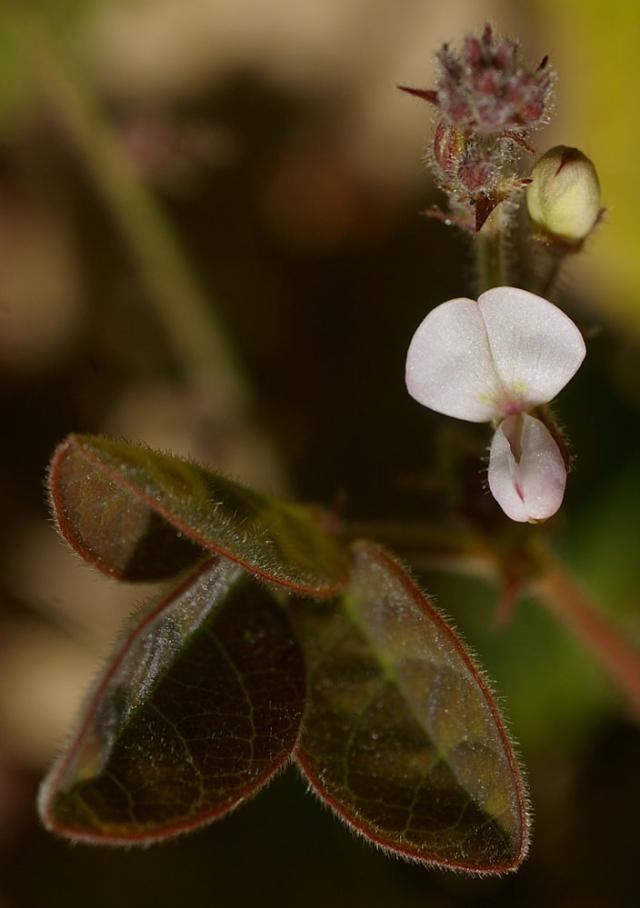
[539,0,640,328]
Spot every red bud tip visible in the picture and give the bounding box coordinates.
[397,85,439,105]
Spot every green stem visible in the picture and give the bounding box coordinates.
[7,2,250,414]
[474,209,509,293]
[539,248,566,299]
[532,558,640,720]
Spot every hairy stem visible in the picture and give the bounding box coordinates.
[532,559,640,720]
[539,250,565,298]
[8,2,249,415]
[474,209,510,293]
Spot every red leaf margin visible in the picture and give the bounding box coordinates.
[38,558,304,845]
[48,435,349,598]
[295,541,531,876]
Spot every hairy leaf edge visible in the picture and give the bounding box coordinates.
[38,558,304,846]
[294,540,531,876]
[48,435,349,598]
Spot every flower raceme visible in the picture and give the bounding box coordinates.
[405,287,586,522]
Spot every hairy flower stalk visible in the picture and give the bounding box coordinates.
[401,27,604,521]
[405,287,585,522]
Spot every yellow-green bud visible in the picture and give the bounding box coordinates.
[526,145,601,245]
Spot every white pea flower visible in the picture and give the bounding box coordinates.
[405,286,586,522]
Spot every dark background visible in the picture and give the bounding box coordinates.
[0,1,638,905]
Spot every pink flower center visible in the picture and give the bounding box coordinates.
[502,398,525,416]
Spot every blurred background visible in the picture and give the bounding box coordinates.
[0,0,639,905]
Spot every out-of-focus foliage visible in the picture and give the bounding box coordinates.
[0,1,93,123]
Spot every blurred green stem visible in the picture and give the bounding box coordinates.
[539,249,565,297]
[7,2,249,415]
[354,519,640,718]
[475,208,509,293]
[533,558,640,720]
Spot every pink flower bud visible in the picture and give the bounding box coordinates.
[435,27,553,135]
[432,119,466,181]
[458,154,498,193]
